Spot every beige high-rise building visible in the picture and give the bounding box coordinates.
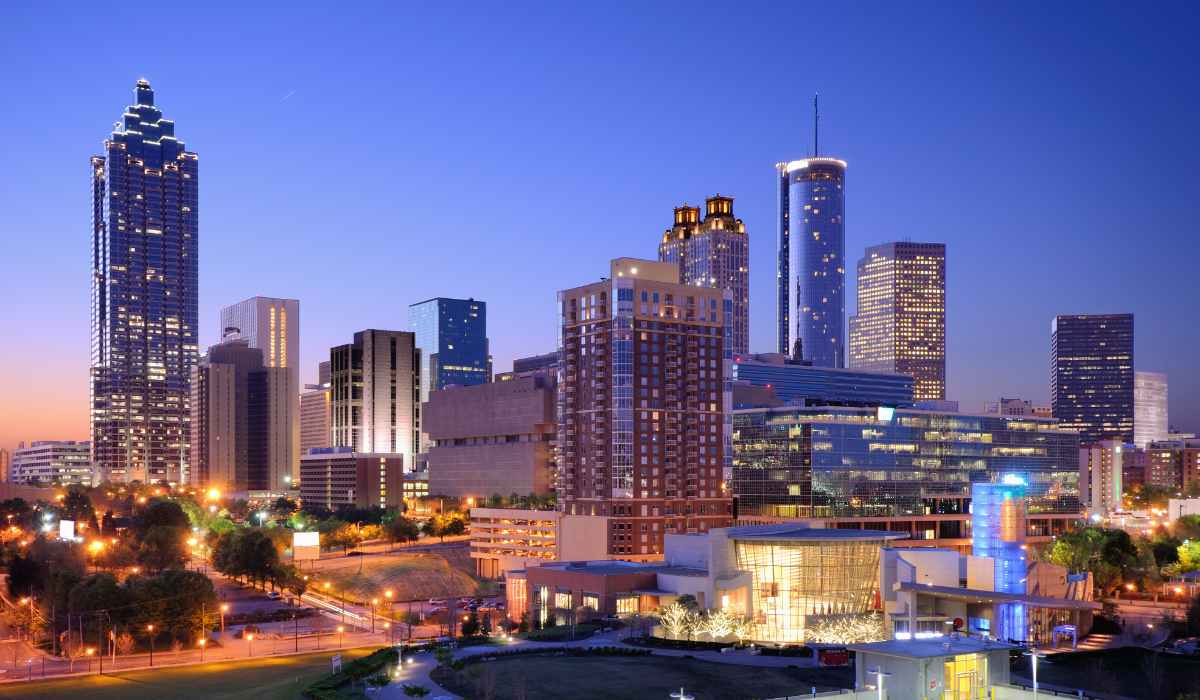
[330,330,420,471]
[219,297,300,483]
[849,242,946,401]
[557,258,733,560]
[1134,371,1168,448]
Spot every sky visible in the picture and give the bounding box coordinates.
[1,2,1198,452]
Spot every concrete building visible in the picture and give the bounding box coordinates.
[1147,438,1200,491]
[469,507,560,579]
[90,80,198,485]
[190,337,291,490]
[1080,441,1128,516]
[219,297,300,482]
[299,447,403,510]
[732,353,913,407]
[1134,371,1169,448]
[985,398,1052,418]
[1051,314,1134,444]
[557,258,733,560]
[9,441,94,485]
[512,351,559,376]
[330,330,420,471]
[849,638,1015,700]
[300,360,331,456]
[424,376,556,498]
[658,196,750,356]
[849,241,947,401]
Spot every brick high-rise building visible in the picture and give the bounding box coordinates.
[848,242,947,401]
[556,258,732,560]
[658,196,749,356]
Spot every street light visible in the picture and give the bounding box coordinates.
[146,624,155,666]
[337,625,345,648]
[220,604,229,633]
[371,598,378,633]
[1024,648,1046,700]
[246,633,254,657]
[198,638,207,663]
[384,621,392,644]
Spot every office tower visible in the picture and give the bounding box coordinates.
[513,351,559,375]
[424,375,557,497]
[300,386,330,455]
[1134,371,1168,448]
[848,242,946,401]
[731,353,913,407]
[317,360,331,385]
[408,298,489,405]
[557,258,733,559]
[90,80,198,484]
[9,441,95,485]
[219,297,300,479]
[329,330,420,470]
[731,406,1080,542]
[1079,441,1126,516]
[300,448,403,510]
[658,196,750,356]
[1050,314,1134,444]
[189,338,289,490]
[985,398,1052,417]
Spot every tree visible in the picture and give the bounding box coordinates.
[116,631,135,656]
[137,525,189,572]
[134,499,190,537]
[1178,540,1200,572]
[61,487,95,524]
[657,602,696,640]
[461,611,481,637]
[387,516,420,549]
[270,497,298,518]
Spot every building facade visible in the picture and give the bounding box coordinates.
[658,196,750,356]
[1051,314,1134,444]
[732,353,913,408]
[408,298,489,403]
[0,448,8,483]
[424,375,556,498]
[329,330,420,470]
[848,242,947,401]
[300,382,331,455]
[218,297,299,480]
[557,258,733,559]
[189,338,290,490]
[9,441,94,485]
[298,448,403,510]
[469,507,560,579]
[1079,441,1127,516]
[512,351,559,375]
[777,157,847,366]
[1134,370,1169,448]
[731,406,1082,545]
[985,398,1051,418]
[91,80,199,484]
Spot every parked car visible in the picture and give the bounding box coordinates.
[266,591,281,600]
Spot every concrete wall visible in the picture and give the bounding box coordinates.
[558,514,612,560]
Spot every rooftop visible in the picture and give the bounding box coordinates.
[849,636,1016,659]
[896,582,1102,611]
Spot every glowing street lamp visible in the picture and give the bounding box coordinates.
[198,637,207,662]
[246,633,254,657]
[220,604,229,633]
[146,624,155,666]
[337,625,345,648]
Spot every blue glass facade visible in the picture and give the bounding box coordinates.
[731,406,1080,521]
[972,479,1029,641]
[91,80,199,484]
[408,298,489,406]
[732,357,913,408]
[777,159,846,367]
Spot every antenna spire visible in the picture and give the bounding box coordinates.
[813,93,819,157]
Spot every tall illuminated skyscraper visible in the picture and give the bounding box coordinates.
[1051,314,1134,444]
[777,156,847,366]
[330,330,420,470]
[90,80,198,484]
[848,242,946,401]
[219,297,299,482]
[1134,370,1168,448]
[408,298,488,401]
[658,195,750,356]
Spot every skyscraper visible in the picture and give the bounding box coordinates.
[777,157,847,365]
[1134,370,1168,448]
[330,330,420,470]
[658,195,750,356]
[190,337,290,490]
[218,297,300,481]
[91,80,198,484]
[848,242,946,400]
[408,298,489,401]
[557,258,733,559]
[1050,314,1134,444]
[300,360,331,457]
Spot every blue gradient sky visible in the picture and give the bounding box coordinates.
[2,2,1198,450]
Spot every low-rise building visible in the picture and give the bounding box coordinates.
[849,638,1015,700]
[424,376,556,498]
[10,441,94,485]
[470,507,560,579]
[299,448,403,510]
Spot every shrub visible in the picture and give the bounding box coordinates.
[303,647,399,699]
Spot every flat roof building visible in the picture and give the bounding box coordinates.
[10,441,94,485]
[732,353,913,408]
[1051,314,1134,444]
[299,448,403,511]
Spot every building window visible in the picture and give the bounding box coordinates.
[582,592,600,613]
[555,591,573,610]
[616,595,638,617]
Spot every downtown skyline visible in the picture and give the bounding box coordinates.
[2,3,1199,452]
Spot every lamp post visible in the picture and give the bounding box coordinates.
[384,622,392,644]
[371,598,378,633]
[337,625,345,649]
[869,667,892,700]
[146,624,155,667]
[220,604,228,634]
[198,638,207,663]
[246,633,254,657]
[1024,648,1046,700]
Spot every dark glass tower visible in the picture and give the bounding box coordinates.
[408,297,489,403]
[91,80,199,484]
[777,157,847,367]
[1051,314,1134,444]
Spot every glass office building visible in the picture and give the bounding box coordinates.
[971,479,1028,642]
[90,80,199,484]
[776,158,846,367]
[1050,314,1134,444]
[731,406,1080,524]
[409,297,489,405]
[733,354,913,408]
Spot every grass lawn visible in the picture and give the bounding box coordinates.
[318,552,479,603]
[1014,647,1200,700]
[432,653,853,700]
[0,646,377,700]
